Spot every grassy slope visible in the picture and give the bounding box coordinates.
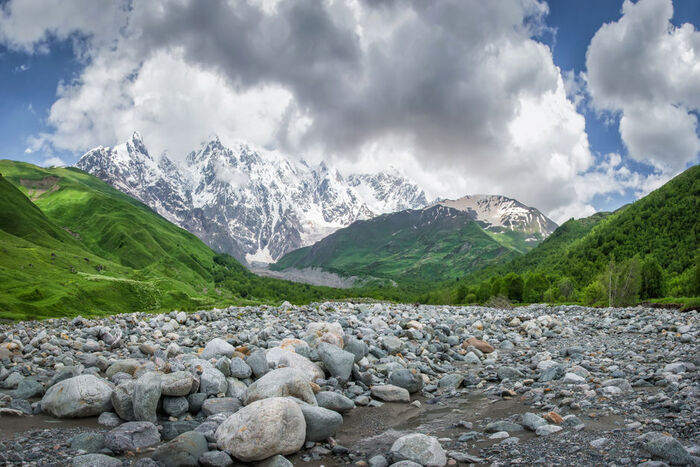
[273,206,520,282]
[0,160,351,319]
[450,164,699,290]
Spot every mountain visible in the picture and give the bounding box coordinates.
[76,133,428,264]
[272,204,524,283]
[436,164,700,303]
[0,160,351,320]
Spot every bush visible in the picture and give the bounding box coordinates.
[504,273,524,302]
[582,281,606,306]
[485,295,513,309]
[640,257,664,299]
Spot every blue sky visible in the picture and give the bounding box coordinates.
[0,0,698,220]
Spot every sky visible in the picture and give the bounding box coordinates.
[0,0,698,223]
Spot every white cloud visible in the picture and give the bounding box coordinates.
[3,0,678,223]
[42,156,65,167]
[586,0,700,173]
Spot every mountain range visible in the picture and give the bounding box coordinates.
[75,133,557,266]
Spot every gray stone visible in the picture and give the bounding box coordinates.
[105,359,140,378]
[389,369,423,394]
[640,432,693,465]
[535,425,562,436]
[202,397,242,416]
[521,412,547,431]
[97,412,122,427]
[187,393,207,413]
[215,397,306,462]
[256,454,293,467]
[104,421,160,454]
[369,455,389,467]
[266,347,325,381]
[244,367,317,406]
[438,374,464,389]
[163,396,189,417]
[497,366,524,381]
[343,337,369,363]
[71,454,121,467]
[390,433,446,466]
[247,350,269,378]
[316,391,355,412]
[539,364,565,382]
[561,372,586,384]
[201,338,235,360]
[133,372,161,422]
[485,420,524,433]
[382,336,403,355]
[229,358,252,379]
[200,368,228,396]
[152,431,208,467]
[70,432,105,453]
[40,375,113,418]
[317,342,355,382]
[299,404,344,442]
[372,385,410,402]
[111,381,135,421]
[12,377,43,399]
[161,371,195,396]
[199,450,234,467]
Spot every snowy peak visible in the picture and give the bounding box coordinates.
[438,194,557,236]
[75,133,428,265]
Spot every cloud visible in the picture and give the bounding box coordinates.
[1,0,674,223]
[42,156,65,167]
[586,0,700,173]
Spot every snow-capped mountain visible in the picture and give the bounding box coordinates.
[437,195,558,237]
[76,132,428,264]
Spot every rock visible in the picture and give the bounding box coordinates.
[382,336,403,355]
[70,432,105,453]
[438,374,464,389]
[256,454,293,467]
[561,372,586,384]
[161,371,195,396]
[202,397,242,416]
[640,432,693,465]
[389,369,424,394]
[539,363,565,382]
[40,375,113,418]
[104,421,160,454]
[163,396,189,417]
[303,322,345,348]
[152,431,208,467]
[485,420,524,433]
[105,359,141,379]
[111,381,135,421]
[244,367,317,406]
[317,342,355,382]
[497,366,524,381]
[316,391,355,412]
[543,411,563,424]
[390,433,447,466]
[266,347,324,382]
[343,337,369,363]
[201,338,235,359]
[215,397,306,462]
[133,372,161,422]
[200,368,228,396]
[369,455,389,467]
[97,412,122,427]
[199,450,234,467]
[72,454,122,467]
[12,377,43,399]
[247,350,269,378]
[371,385,410,402]
[229,358,252,379]
[187,393,207,413]
[462,337,494,353]
[299,404,344,442]
[590,438,609,449]
[521,413,547,431]
[535,425,562,436]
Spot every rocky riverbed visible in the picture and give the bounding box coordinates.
[0,302,698,466]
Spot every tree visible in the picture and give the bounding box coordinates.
[504,273,524,302]
[602,256,641,306]
[456,284,468,304]
[640,257,664,299]
[490,276,505,297]
[476,282,491,302]
[524,273,548,302]
[556,277,575,300]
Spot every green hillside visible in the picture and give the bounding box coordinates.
[273,205,520,283]
[432,165,700,305]
[0,160,352,320]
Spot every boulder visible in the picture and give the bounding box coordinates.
[390,433,446,466]
[244,367,317,406]
[161,371,195,396]
[71,454,122,467]
[104,421,160,454]
[215,397,306,462]
[152,431,208,467]
[303,322,345,348]
[266,347,324,382]
[133,372,161,422]
[317,342,355,382]
[388,369,423,394]
[111,381,135,421]
[41,375,113,418]
[299,404,343,442]
[200,368,228,396]
[316,391,355,412]
[202,397,242,416]
[201,338,235,360]
[462,337,494,353]
[371,385,410,402]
